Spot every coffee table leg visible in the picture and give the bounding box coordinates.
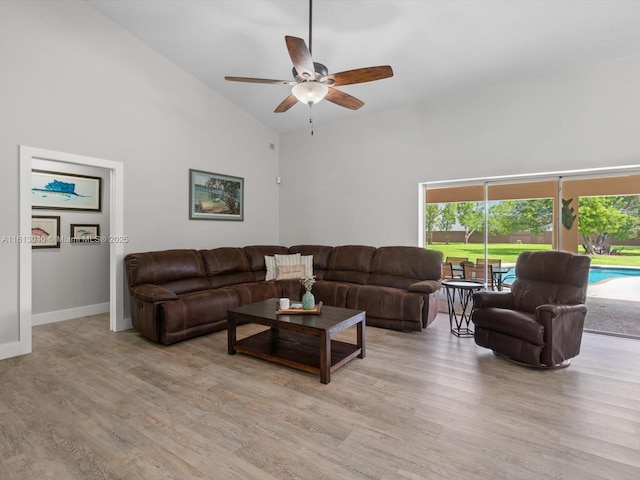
[227,315,237,355]
[357,319,366,358]
[320,331,330,384]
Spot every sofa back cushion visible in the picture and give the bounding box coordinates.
[323,245,376,284]
[200,247,256,288]
[124,249,210,295]
[288,245,333,280]
[368,247,443,289]
[511,250,591,313]
[243,245,289,278]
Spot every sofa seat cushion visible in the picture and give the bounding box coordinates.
[277,279,304,300]
[227,281,282,305]
[160,278,212,295]
[310,280,352,308]
[346,285,424,323]
[161,289,240,333]
[472,307,544,345]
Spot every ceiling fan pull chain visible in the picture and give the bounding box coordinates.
[309,104,314,135]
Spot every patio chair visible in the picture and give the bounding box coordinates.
[471,250,591,368]
[441,262,455,280]
[476,258,502,268]
[446,257,472,278]
[477,258,506,290]
[463,263,495,290]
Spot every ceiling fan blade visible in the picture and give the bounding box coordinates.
[274,94,299,113]
[325,88,364,110]
[225,76,297,85]
[285,36,315,79]
[321,66,393,86]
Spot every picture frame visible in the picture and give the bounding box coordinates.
[31,215,61,249]
[70,224,100,243]
[32,169,102,211]
[189,169,244,221]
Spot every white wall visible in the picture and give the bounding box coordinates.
[279,56,640,246]
[0,1,280,351]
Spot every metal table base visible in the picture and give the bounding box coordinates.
[442,280,484,337]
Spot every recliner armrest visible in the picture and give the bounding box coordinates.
[472,291,514,309]
[130,284,178,303]
[535,303,587,320]
[536,303,588,366]
[408,280,441,294]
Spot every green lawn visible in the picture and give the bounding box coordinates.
[427,243,640,267]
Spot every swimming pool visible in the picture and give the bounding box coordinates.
[588,266,640,284]
[501,266,640,284]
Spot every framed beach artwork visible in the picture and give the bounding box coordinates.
[70,224,100,243]
[189,169,244,221]
[31,215,61,249]
[32,170,102,211]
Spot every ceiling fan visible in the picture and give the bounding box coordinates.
[224,0,393,113]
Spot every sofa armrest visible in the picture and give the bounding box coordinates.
[408,279,441,295]
[130,284,178,303]
[472,291,514,309]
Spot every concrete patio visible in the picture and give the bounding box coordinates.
[585,277,640,337]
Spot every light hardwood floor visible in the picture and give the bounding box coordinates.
[1,313,639,479]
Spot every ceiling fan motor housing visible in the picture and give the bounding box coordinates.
[292,62,329,82]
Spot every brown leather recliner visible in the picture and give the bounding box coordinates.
[471,250,591,367]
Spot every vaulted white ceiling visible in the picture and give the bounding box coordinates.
[86,0,640,134]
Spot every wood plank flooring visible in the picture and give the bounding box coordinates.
[1,313,639,479]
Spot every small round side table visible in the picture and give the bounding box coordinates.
[442,280,484,337]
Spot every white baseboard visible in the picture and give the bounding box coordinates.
[0,340,31,361]
[32,302,110,326]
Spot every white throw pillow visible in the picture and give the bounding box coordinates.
[265,255,277,281]
[301,255,314,278]
[264,253,313,280]
[274,253,301,267]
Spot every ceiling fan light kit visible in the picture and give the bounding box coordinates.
[291,81,329,105]
[224,0,393,122]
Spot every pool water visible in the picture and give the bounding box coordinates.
[501,266,640,284]
[588,266,640,284]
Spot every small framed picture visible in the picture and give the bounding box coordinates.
[70,224,100,243]
[189,169,244,221]
[32,215,61,249]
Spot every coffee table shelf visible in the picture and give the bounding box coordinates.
[234,329,362,377]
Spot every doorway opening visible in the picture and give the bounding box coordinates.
[16,146,126,358]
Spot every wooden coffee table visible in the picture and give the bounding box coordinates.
[227,298,366,384]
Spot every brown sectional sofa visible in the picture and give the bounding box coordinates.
[124,245,443,345]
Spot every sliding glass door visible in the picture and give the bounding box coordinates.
[485,180,557,289]
[423,171,640,337]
